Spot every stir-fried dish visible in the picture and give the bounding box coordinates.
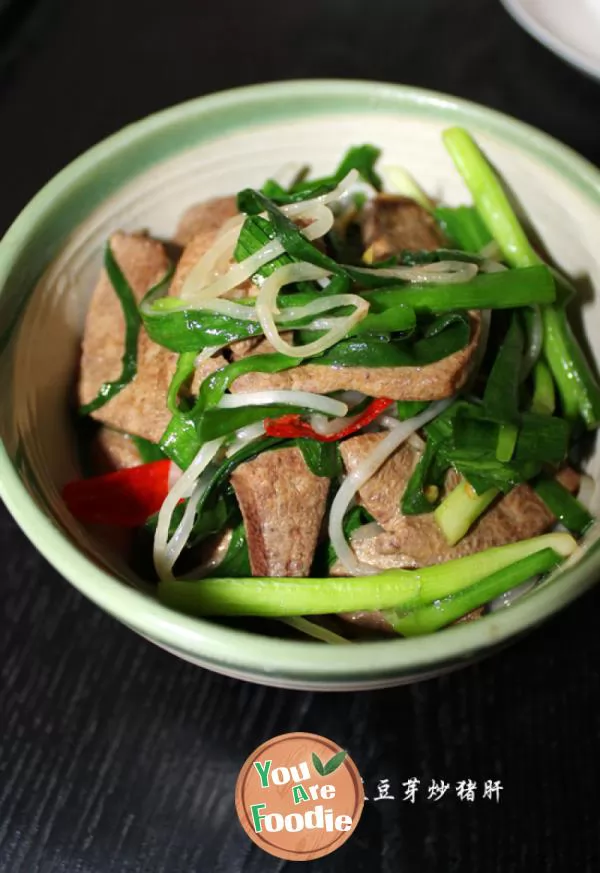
[63,127,600,642]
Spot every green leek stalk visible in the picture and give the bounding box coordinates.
[434,479,499,546]
[365,265,555,312]
[442,129,538,267]
[540,306,590,421]
[533,478,593,535]
[387,547,561,636]
[433,205,493,252]
[385,167,435,212]
[496,424,519,463]
[531,360,556,415]
[142,266,555,353]
[443,126,600,429]
[157,533,576,617]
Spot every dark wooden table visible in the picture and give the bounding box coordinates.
[2,1,600,870]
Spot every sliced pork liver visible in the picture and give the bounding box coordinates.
[231,447,330,576]
[79,233,176,442]
[361,194,446,260]
[174,195,239,247]
[228,310,480,400]
[227,190,471,396]
[229,335,290,360]
[79,232,226,443]
[170,198,254,300]
[91,428,142,473]
[339,433,579,567]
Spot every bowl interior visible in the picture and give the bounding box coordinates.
[2,81,600,688]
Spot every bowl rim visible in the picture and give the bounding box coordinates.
[2,78,600,687]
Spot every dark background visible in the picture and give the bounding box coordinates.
[2,1,600,870]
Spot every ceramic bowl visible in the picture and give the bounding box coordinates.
[2,80,600,690]
[501,0,600,81]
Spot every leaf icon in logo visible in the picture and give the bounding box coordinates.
[312,752,326,776]
[323,751,347,775]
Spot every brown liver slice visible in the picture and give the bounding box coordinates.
[230,447,330,576]
[361,194,446,260]
[79,232,227,443]
[339,433,579,567]
[90,428,142,473]
[228,312,480,399]
[78,233,178,443]
[170,198,253,300]
[229,335,289,360]
[228,191,476,397]
[174,195,239,247]
[329,529,418,576]
[170,228,223,297]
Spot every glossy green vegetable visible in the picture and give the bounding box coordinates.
[157,534,576,616]
[297,439,342,478]
[130,435,167,464]
[483,315,524,425]
[443,125,600,430]
[195,354,300,413]
[197,405,309,442]
[400,440,448,516]
[531,360,556,416]
[542,305,600,426]
[145,494,233,547]
[446,453,540,495]
[398,248,489,267]
[386,167,434,211]
[143,297,315,350]
[434,205,493,253]
[160,354,300,468]
[483,314,524,462]
[451,409,570,465]
[260,144,382,205]
[237,188,437,289]
[167,351,196,415]
[234,214,295,278]
[142,265,554,354]
[365,265,556,313]
[412,400,570,497]
[443,128,539,267]
[533,478,593,535]
[397,400,430,421]
[314,313,470,368]
[160,415,201,470]
[388,548,562,636]
[434,480,499,546]
[205,522,251,578]
[347,306,416,336]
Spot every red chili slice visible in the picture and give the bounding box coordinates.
[263,397,394,442]
[62,459,171,527]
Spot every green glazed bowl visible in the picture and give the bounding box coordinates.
[2,80,600,690]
